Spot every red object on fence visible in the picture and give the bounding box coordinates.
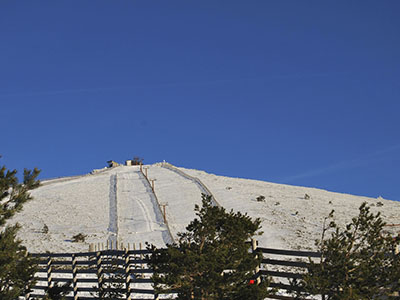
[249,279,255,285]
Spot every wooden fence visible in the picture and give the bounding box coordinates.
[30,248,156,300]
[257,246,321,300]
[28,243,322,300]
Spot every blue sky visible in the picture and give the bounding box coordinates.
[1,1,399,201]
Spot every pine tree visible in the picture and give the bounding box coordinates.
[0,164,41,299]
[43,282,71,300]
[296,202,400,299]
[147,194,271,300]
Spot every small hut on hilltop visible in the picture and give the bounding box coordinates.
[107,160,119,168]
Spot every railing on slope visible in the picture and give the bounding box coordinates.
[41,166,114,186]
[160,162,221,208]
[139,164,174,244]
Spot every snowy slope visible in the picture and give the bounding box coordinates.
[180,166,400,250]
[9,163,400,253]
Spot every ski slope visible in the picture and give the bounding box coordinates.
[9,163,400,253]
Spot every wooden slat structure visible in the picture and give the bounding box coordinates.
[29,243,322,299]
[29,248,160,300]
[257,247,321,300]
[39,240,400,300]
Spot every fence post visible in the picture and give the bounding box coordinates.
[140,243,144,273]
[96,251,103,298]
[124,248,131,300]
[24,252,32,300]
[133,243,138,278]
[46,256,53,289]
[160,203,168,223]
[72,254,78,300]
[150,179,155,191]
[251,238,261,284]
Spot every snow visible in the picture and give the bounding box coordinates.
[9,163,400,253]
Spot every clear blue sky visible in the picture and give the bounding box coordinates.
[1,1,399,201]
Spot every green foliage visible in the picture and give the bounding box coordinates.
[42,223,49,234]
[71,233,86,243]
[147,194,271,300]
[132,157,143,165]
[295,202,400,300]
[0,164,40,299]
[43,282,71,300]
[256,195,266,202]
[0,225,38,299]
[0,166,40,226]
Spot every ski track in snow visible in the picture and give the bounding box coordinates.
[116,168,171,247]
[135,197,154,232]
[107,174,118,245]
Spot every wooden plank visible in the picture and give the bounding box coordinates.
[127,249,151,255]
[262,258,310,268]
[125,248,132,300]
[129,268,153,274]
[269,282,302,292]
[35,277,98,284]
[101,258,125,265]
[76,286,99,292]
[32,285,48,290]
[265,295,297,300]
[42,260,71,266]
[130,288,156,294]
[31,252,73,258]
[37,267,152,275]
[128,258,148,264]
[132,278,153,283]
[72,254,78,300]
[30,294,164,300]
[258,247,321,258]
[46,256,52,289]
[96,251,103,298]
[260,270,303,279]
[31,249,151,257]
[36,268,72,273]
[76,260,96,266]
[76,269,97,274]
[252,238,261,284]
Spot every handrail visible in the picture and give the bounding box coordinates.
[160,162,221,208]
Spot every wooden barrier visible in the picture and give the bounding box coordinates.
[30,242,321,299]
[256,246,321,299]
[29,249,157,300]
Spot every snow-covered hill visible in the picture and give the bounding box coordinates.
[10,163,400,253]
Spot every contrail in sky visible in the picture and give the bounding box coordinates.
[0,72,345,98]
[281,144,400,183]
